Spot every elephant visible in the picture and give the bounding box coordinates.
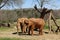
[24,18,45,35]
[16,18,28,34]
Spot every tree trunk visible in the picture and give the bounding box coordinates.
[48,11,52,33]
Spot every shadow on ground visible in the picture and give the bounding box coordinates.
[12,31,49,36]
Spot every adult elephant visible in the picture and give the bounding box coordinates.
[24,18,45,35]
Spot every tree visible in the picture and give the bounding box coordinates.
[34,0,58,33]
[0,0,24,9]
[34,0,55,19]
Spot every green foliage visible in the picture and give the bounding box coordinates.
[44,25,48,29]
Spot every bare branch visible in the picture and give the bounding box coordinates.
[36,0,52,8]
[34,4,41,13]
[0,0,9,9]
[0,0,24,9]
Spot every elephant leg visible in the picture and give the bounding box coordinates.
[17,22,20,34]
[21,27,24,34]
[31,25,34,35]
[39,26,43,35]
[16,25,20,34]
[22,26,27,33]
[20,22,23,32]
[31,29,33,35]
[25,26,28,33]
[28,27,31,35]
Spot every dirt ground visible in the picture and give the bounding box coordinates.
[0,27,60,40]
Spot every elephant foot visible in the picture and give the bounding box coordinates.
[39,32,43,35]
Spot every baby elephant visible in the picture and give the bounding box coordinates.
[24,18,45,35]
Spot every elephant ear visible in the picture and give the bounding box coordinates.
[24,20,29,25]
